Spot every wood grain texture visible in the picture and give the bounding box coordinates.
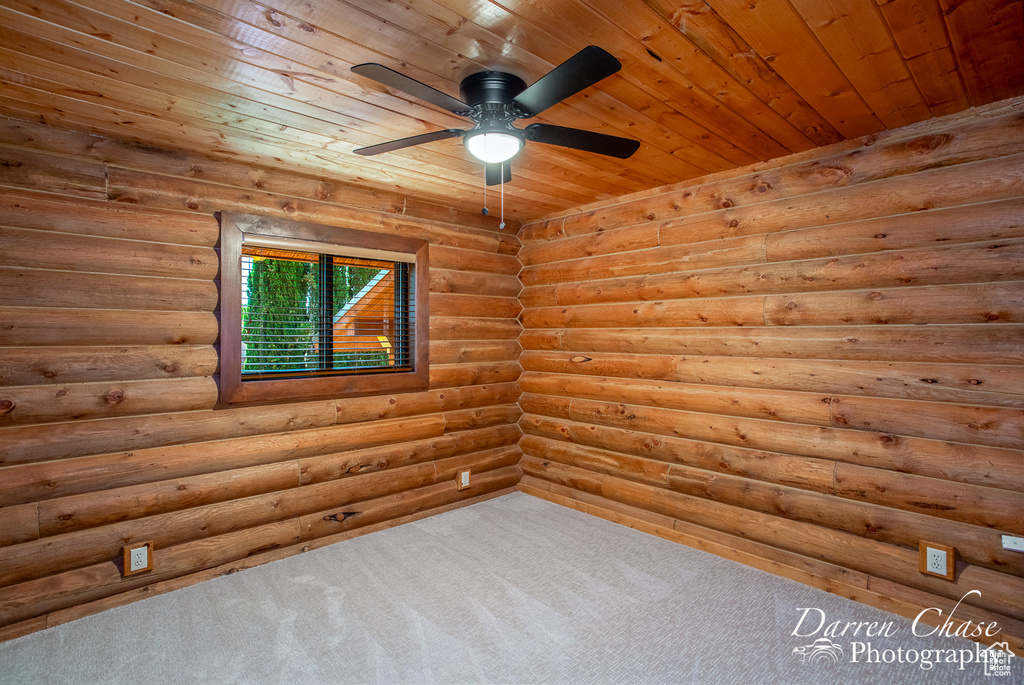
[1,1,1023,644]
[518,103,1024,634]
[0,0,1021,221]
[0,129,524,636]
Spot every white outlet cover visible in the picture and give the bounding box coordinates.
[926,547,947,575]
[130,546,149,572]
[1003,535,1024,552]
[461,471,470,487]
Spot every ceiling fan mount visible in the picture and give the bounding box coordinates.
[350,46,641,185]
[459,71,527,110]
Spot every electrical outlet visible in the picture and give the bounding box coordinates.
[926,547,946,575]
[1003,535,1024,552]
[919,541,955,580]
[457,469,471,491]
[122,541,154,577]
[130,546,148,572]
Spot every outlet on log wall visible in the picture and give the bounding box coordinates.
[517,98,1024,648]
[0,118,523,640]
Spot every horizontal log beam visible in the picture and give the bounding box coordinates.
[0,225,219,280]
[0,455,518,589]
[521,350,1024,407]
[522,239,1024,308]
[518,394,1024,491]
[0,345,218,387]
[0,377,218,427]
[524,325,1024,364]
[0,422,521,509]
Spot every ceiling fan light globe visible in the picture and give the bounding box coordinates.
[466,132,522,164]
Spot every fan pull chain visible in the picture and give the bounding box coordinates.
[500,162,505,230]
[481,169,489,216]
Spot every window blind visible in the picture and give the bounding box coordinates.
[240,244,415,379]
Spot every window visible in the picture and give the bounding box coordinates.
[218,212,429,405]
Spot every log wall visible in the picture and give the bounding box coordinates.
[517,97,1024,651]
[0,118,523,640]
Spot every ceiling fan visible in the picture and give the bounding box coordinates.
[350,46,641,186]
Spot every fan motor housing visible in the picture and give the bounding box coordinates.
[459,71,527,107]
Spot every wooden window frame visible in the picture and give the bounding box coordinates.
[218,212,429,406]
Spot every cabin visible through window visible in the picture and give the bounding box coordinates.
[218,212,429,405]
[240,246,413,378]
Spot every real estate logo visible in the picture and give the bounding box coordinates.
[984,643,1015,678]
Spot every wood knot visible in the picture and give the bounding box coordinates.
[968,379,982,385]
[60,514,73,521]
[44,370,56,378]
[986,314,1001,321]
[323,511,357,523]
[185,199,200,210]
[0,399,14,415]
[785,301,798,310]
[903,134,952,154]
[719,199,734,208]
[868,291,883,300]
[177,484,187,491]
[646,213,656,221]
[283,204,297,214]
[729,219,739,228]
[874,233,886,239]
[106,390,125,404]
[163,365,177,373]
[815,165,852,183]
[253,180,264,189]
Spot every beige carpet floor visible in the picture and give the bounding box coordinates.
[0,492,1019,684]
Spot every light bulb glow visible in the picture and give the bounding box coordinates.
[466,132,522,164]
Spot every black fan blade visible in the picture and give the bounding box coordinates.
[353,129,465,156]
[513,46,621,117]
[525,123,640,159]
[485,162,512,186]
[351,63,469,114]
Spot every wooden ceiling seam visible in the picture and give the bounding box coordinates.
[0,0,1020,220]
[529,94,1024,228]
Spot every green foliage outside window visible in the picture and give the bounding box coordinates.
[242,252,387,375]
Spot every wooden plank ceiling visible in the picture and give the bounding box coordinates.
[0,0,1022,223]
